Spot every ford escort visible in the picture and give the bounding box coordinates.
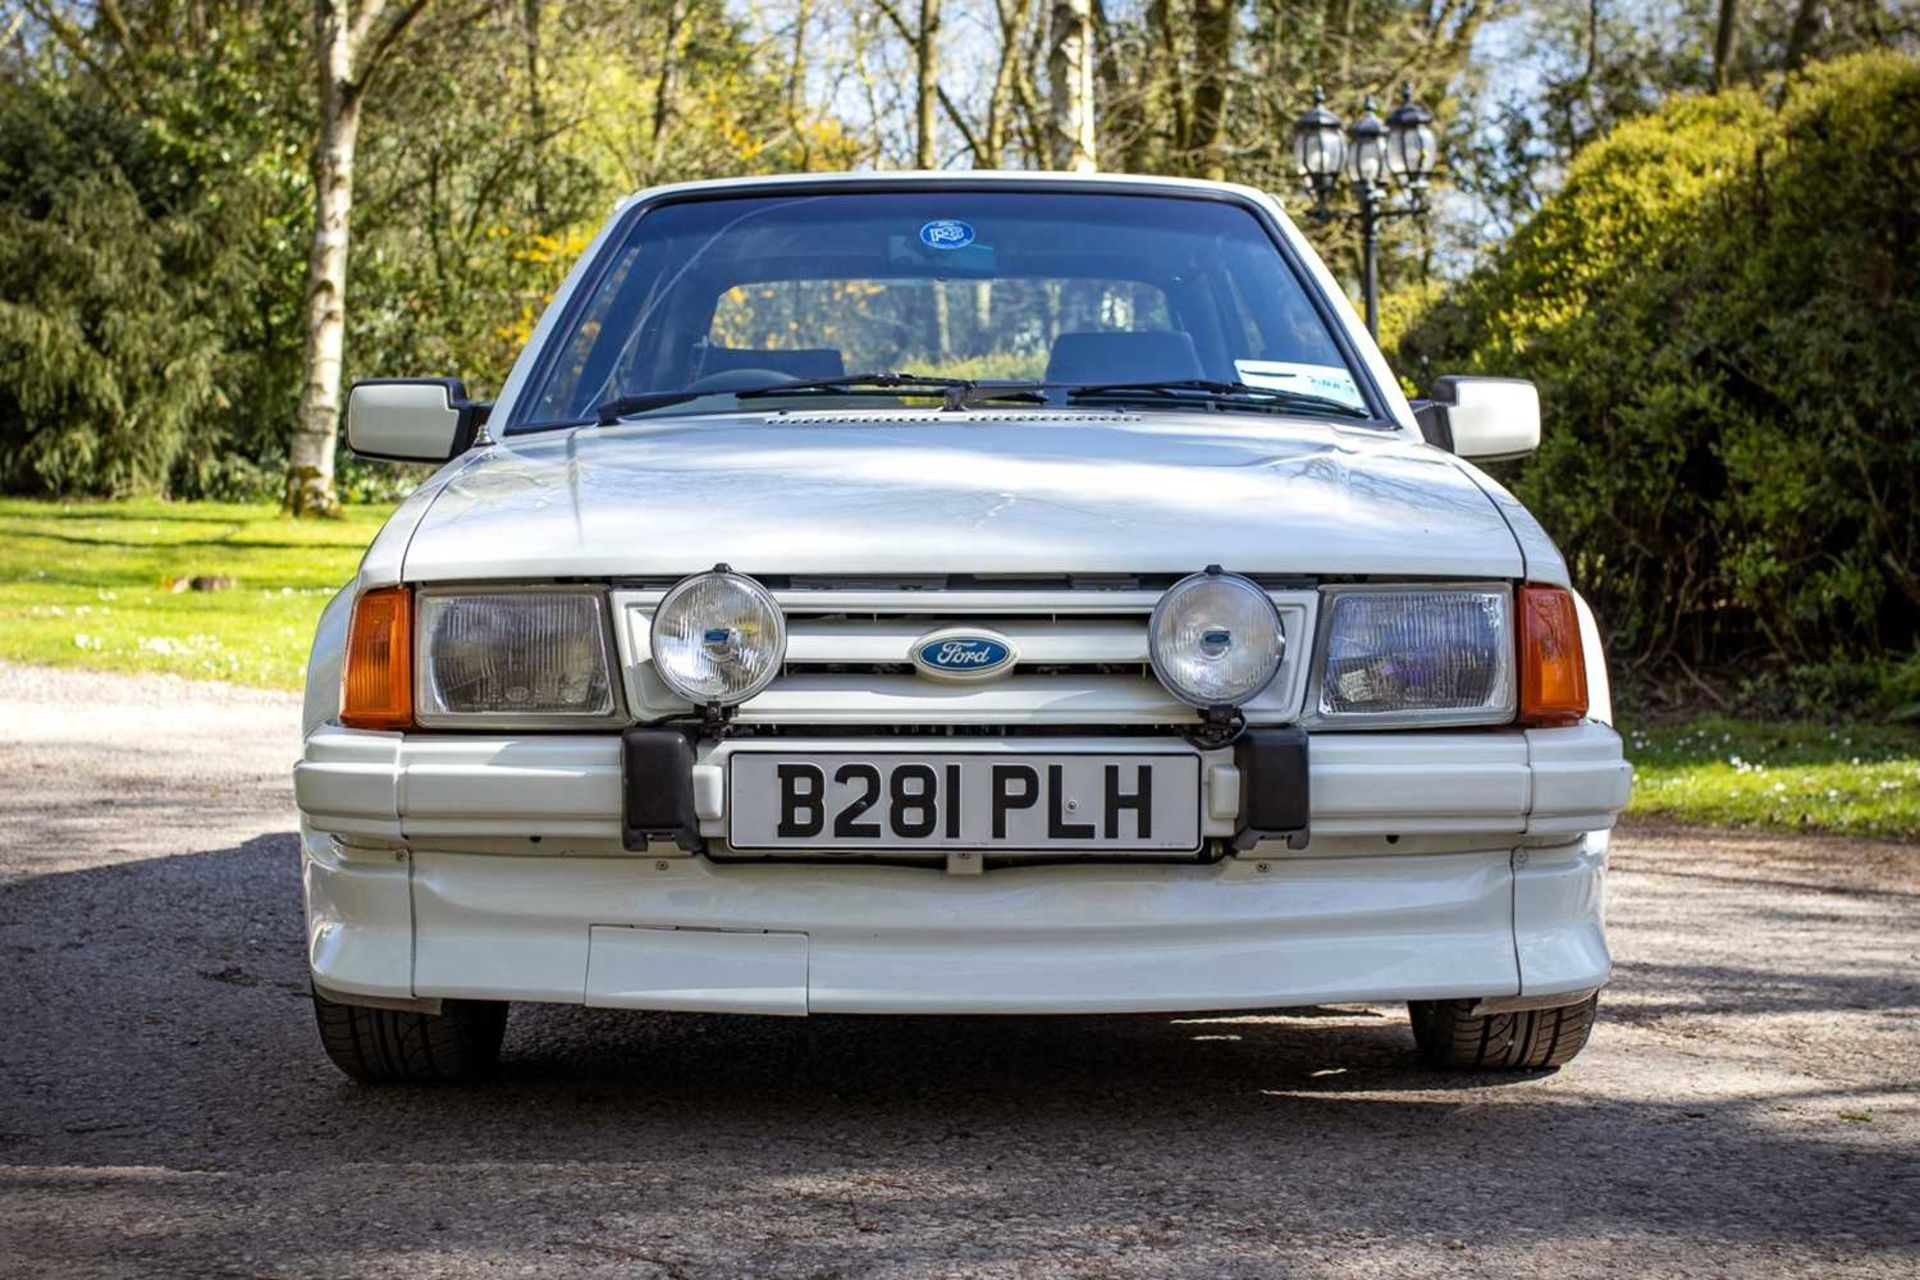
[294,172,1633,1081]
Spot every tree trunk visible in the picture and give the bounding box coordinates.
[915,0,941,168]
[910,0,947,352]
[788,0,812,167]
[284,0,428,515]
[1148,0,1187,169]
[1711,0,1740,90]
[287,1,363,518]
[983,0,1031,166]
[524,0,545,214]
[649,0,690,182]
[1086,0,1129,165]
[1782,0,1820,71]
[1048,0,1096,171]
[977,0,1017,349]
[1188,0,1231,180]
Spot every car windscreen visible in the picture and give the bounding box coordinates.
[509,189,1369,430]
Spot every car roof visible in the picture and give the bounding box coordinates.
[613,169,1287,213]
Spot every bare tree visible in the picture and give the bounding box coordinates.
[983,0,1036,166]
[905,0,943,167]
[875,0,1004,169]
[287,0,431,517]
[1048,0,1096,170]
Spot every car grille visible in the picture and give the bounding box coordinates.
[609,580,1317,728]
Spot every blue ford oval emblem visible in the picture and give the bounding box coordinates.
[911,629,1018,682]
[918,218,975,250]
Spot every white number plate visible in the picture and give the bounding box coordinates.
[728,752,1202,852]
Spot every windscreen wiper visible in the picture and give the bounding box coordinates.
[592,388,711,424]
[593,372,987,425]
[1064,378,1374,420]
[733,371,973,399]
[740,372,1051,411]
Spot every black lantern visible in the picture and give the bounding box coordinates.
[1290,84,1437,340]
[1344,98,1388,190]
[1385,82,1437,187]
[1291,87,1346,200]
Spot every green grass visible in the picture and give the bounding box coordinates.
[0,497,393,689]
[5,497,1917,839]
[1624,716,1920,840]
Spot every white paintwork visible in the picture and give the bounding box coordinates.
[1512,831,1613,997]
[295,722,1629,850]
[401,417,1523,581]
[1457,463,1572,587]
[345,381,466,461]
[1574,591,1614,724]
[298,172,1633,1021]
[1436,376,1542,461]
[301,828,1615,1013]
[585,926,809,1016]
[303,831,412,1000]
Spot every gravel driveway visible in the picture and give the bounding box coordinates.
[1,662,1915,1279]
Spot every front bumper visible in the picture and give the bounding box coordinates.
[297,724,1627,1015]
[294,722,1631,847]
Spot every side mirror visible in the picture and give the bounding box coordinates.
[1414,376,1540,462]
[346,378,490,462]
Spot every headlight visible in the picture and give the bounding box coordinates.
[650,570,786,705]
[1148,570,1285,708]
[1315,587,1514,726]
[414,589,619,725]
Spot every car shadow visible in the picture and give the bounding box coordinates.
[2,833,1915,1274]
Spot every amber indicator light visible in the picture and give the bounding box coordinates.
[342,585,413,730]
[1518,584,1588,727]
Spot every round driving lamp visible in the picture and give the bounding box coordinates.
[649,570,787,705]
[1148,570,1286,709]
[1345,97,1388,189]
[1292,87,1346,197]
[1385,82,1437,186]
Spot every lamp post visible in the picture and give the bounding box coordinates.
[1292,83,1437,339]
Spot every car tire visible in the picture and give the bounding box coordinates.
[1407,992,1598,1070]
[312,992,508,1083]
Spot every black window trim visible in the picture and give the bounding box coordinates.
[501,177,1400,436]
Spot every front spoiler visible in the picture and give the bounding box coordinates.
[304,830,1613,1015]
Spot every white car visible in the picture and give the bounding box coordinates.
[296,172,1632,1082]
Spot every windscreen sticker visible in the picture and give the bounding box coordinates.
[1234,359,1366,409]
[918,219,976,250]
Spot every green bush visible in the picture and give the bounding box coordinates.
[0,23,310,500]
[1398,52,1920,697]
[0,91,221,496]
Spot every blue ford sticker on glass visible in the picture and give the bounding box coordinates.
[918,219,975,250]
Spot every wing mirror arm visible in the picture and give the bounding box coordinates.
[1410,397,1454,451]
